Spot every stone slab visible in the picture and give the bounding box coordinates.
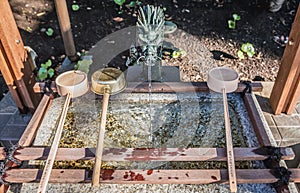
[0,93,18,114]
[0,125,26,147]
[279,139,300,147]
[268,126,282,144]
[263,113,276,127]
[0,114,12,129]
[277,126,300,139]
[272,114,300,127]
[7,112,32,126]
[255,95,274,114]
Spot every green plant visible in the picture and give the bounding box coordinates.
[114,0,126,6]
[172,49,186,59]
[114,0,126,14]
[113,0,141,14]
[38,59,55,81]
[45,28,54,36]
[74,58,93,74]
[237,43,255,59]
[129,0,141,7]
[228,13,240,29]
[72,4,80,11]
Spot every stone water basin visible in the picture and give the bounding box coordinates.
[46,92,263,170]
[21,91,277,193]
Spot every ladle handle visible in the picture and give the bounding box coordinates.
[37,93,71,193]
[92,92,110,186]
[222,89,237,193]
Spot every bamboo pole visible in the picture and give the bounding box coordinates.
[53,0,78,61]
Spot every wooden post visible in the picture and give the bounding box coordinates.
[270,5,300,115]
[0,0,41,113]
[54,0,78,62]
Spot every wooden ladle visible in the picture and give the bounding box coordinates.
[91,67,126,186]
[207,67,239,193]
[37,70,88,193]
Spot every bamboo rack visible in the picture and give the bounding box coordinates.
[1,82,299,193]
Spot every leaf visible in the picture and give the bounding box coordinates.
[172,51,181,59]
[45,28,54,36]
[241,43,255,53]
[41,59,52,68]
[72,4,80,11]
[237,50,244,59]
[179,49,187,57]
[45,59,52,67]
[76,59,93,74]
[246,50,255,58]
[233,14,240,21]
[48,68,55,78]
[241,43,255,58]
[136,0,142,5]
[38,68,48,81]
[129,1,136,7]
[228,20,235,29]
[114,0,126,6]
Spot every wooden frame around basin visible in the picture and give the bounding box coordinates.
[1,82,299,193]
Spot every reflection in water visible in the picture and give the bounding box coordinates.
[49,92,262,172]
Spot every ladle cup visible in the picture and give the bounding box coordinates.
[37,70,88,193]
[91,67,126,186]
[207,67,239,193]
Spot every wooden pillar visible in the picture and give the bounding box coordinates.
[54,0,78,62]
[0,0,41,113]
[270,5,300,115]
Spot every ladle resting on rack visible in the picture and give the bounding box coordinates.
[91,67,127,186]
[37,70,89,193]
[207,67,239,193]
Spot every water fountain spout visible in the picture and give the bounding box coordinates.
[136,5,165,82]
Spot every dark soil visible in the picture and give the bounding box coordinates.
[0,0,299,100]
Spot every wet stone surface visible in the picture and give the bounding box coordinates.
[59,92,258,149]
[15,91,276,192]
[38,92,262,171]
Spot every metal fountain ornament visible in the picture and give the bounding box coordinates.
[136,5,165,81]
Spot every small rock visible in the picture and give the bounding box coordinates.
[87,7,92,10]
[182,9,190,13]
[107,40,115,44]
[113,17,124,22]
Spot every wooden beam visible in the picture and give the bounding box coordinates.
[286,69,300,114]
[33,82,263,94]
[54,0,77,61]
[243,93,272,146]
[270,5,300,114]
[0,147,294,161]
[0,0,40,113]
[18,94,52,147]
[0,185,8,193]
[4,168,300,184]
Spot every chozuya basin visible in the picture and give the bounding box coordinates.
[55,70,89,98]
[91,67,127,95]
[207,67,239,93]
